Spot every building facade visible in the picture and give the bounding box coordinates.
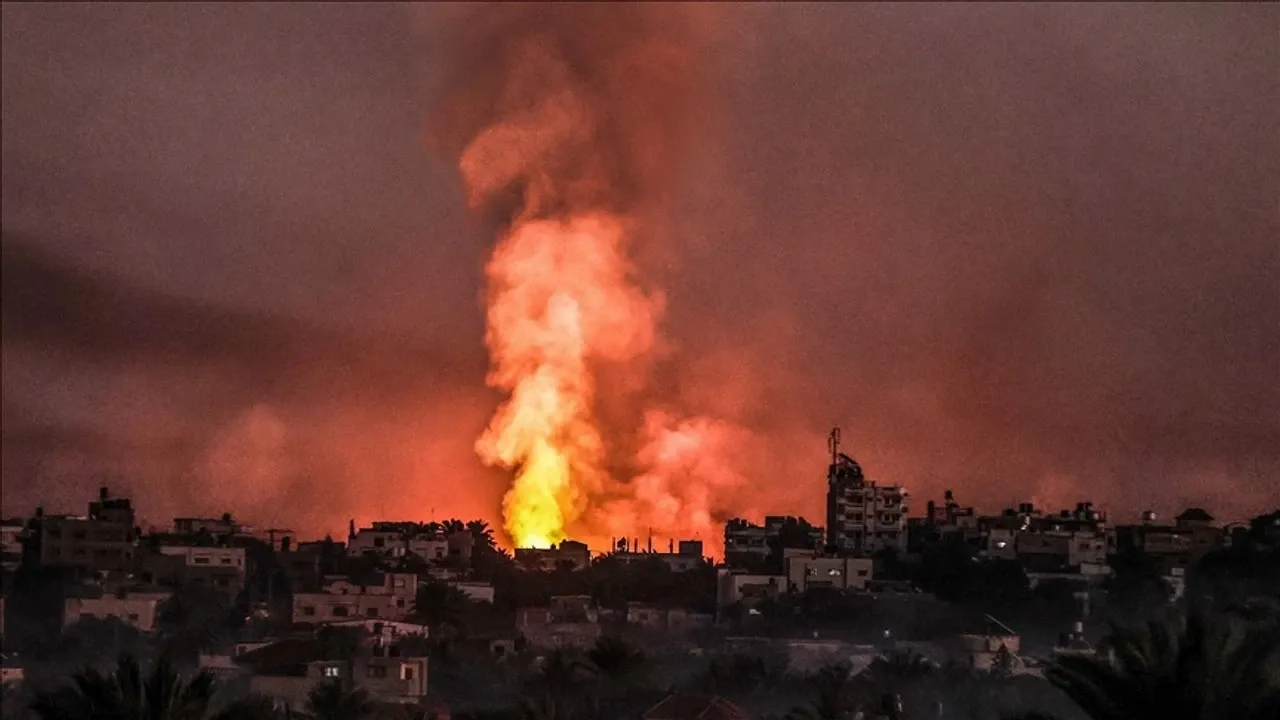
[785,556,874,593]
[825,447,908,556]
[26,488,137,572]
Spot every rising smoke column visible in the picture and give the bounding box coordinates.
[427,5,715,548]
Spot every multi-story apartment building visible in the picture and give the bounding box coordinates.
[25,488,137,573]
[825,432,908,555]
[1015,530,1108,572]
[723,517,824,567]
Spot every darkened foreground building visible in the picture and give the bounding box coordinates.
[23,487,137,573]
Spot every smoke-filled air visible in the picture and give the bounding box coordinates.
[427,5,729,550]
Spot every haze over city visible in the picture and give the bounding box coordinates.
[4,4,1278,549]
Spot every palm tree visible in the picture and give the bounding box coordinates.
[304,680,376,720]
[442,519,466,536]
[585,636,644,683]
[30,654,216,720]
[209,695,293,720]
[466,520,498,554]
[1047,608,1280,720]
[412,582,476,635]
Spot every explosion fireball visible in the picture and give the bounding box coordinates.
[428,5,727,550]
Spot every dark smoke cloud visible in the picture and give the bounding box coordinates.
[422,3,715,223]
[2,238,503,536]
[2,3,1277,539]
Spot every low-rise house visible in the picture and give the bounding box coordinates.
[173,515,240,537]
[328,619,430,648]
[347,522,448,561]
[64,591,172,632]
[293,591,412,626]
[293,574,418,626]
[247,654,429,709]
[1016,530,1108,572]
[322,572,418,598]
[139,544,247,595]
[715,570,784,609]
[449,581,495,603]
[610,539,706,572]
[515,541,591,572]
[956,616,1023,672]
[625,603,714,632]
[785,556,873,593]
[517,595,601,649]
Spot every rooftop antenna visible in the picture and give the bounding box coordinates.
[828,426,841,464]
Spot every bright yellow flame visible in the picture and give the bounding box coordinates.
[476,214,659,548]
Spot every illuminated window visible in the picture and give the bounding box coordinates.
[323,666,341,678]
[827,569,842,577]
[400,664,416,681]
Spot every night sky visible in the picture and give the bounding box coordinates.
[3,4,1277,540]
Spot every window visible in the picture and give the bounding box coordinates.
[366,607,379,618]
[400,664,415,681]
[73,532,87,541]
[857,570,869,577]
[127,613,140,621]
[220,557,232,565]
[827,569,843,577]
[332,606,350,617]
[302,607,317,616]
[194,557,210,565]
[323,666,341,678]
[367,665,388,679]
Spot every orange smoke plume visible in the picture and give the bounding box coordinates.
[426,4,722,549]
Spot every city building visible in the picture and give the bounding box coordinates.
[449,581,495,603]
[173,514,240,536]
[515,540,591,572]
[245,650,429,709]
[715,569,785,609]
[723,517,824,568]
[292,573,418,625]
[625,603,714,633]
[138,544,248,594]
[63,591,172,632]
[1112,507,1223,571]
[516,595,601,649]
[1015,530,1109,572]
[1,518,23,571]
[785,555,874,593]
[347,522,448,560]
[25,487,137,572]
[610,538,706,572]
[825,429,908,555]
